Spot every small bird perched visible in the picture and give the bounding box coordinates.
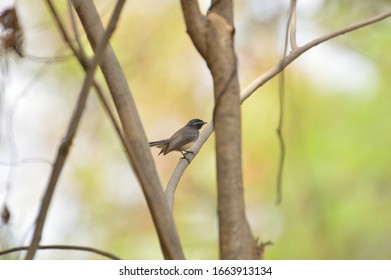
[149,119,207,160]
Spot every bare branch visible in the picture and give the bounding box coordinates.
[48,0,183,259]
[180,0,208,57]
[209,0,234,25]
[46,0,80,58]
[72,0,185,259]
[289,0,298,50]
[67,0,87,58]
[241,10,391,102]
[180,0,259,259]
[46,0,127,152]
[166,10,391,208]
[25,0,126,260]
[1,245,121,260]
[275,71,285,205]
[92,80,127,147]
[165,124,214,210]
[274,0,296,205]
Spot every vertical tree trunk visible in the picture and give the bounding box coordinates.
[180,0,260,259]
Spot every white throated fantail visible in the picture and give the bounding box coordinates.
[149,119,207,161]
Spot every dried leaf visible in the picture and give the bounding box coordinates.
[1,204,11,225]
[0,7,24,57]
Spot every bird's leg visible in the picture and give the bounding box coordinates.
[180,151,193,163]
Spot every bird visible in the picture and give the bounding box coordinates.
[149,119,207,161]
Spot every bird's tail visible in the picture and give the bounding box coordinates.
[149,140,168,148]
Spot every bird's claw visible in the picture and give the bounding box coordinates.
[180,151,194,163]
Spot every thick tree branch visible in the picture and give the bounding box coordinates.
[181,0,259,259]
[209,0,234,25]
[180,0,208,57]
[25,0,126,260]
[72,0,184,259]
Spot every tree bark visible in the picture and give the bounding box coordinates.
[72,0,184,260]
[180,0,260,259]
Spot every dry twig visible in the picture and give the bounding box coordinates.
[25,0,127,260]
[1,245,121,260]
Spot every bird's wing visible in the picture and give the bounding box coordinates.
[165,127,198,154]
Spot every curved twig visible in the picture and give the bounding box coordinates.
[1,245,121,260]
[275,0,297,205]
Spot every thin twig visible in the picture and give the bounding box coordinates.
[165,10,391,209]
[69,0,127,151]
[1,245,121,260]
[276,78,286,200]
[92,80,127,148]
[67,0,87,59]
[241,10,391,102]
[47,0,127,153]
[46,0,80,58]
[275,0,296,205]
[289,0,298,50]
[25,0,126,260]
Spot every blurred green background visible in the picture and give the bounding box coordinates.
[0,0,390,259]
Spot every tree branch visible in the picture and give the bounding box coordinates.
[1,245,121,260]
[25,0,126,260]
[241,10,391,102]
[72,0,185,259]
[180,0,208,57]
[275,0,297,205]
[46,0,127,159]
[165,123,214,210]
[289,0,298,50]
[180,0,259,259]
[67,0,87,59]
